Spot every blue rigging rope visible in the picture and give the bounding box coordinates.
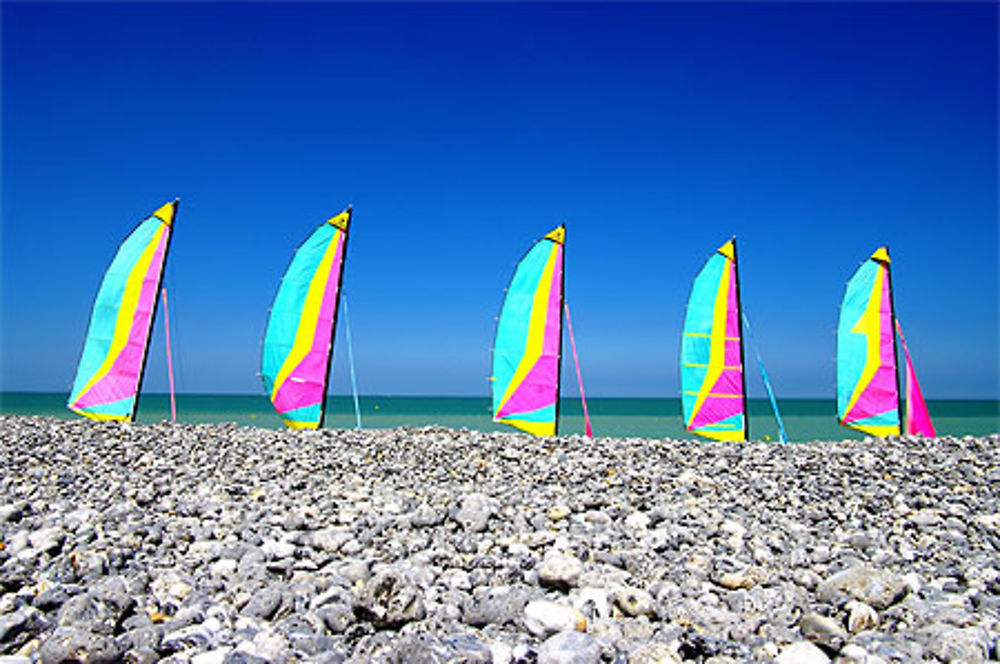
[741,310,788,443]
[341,292,363,429]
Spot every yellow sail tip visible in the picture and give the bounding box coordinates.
[717,238,735,261]
[327,206,352,231]
[153,200,178,226]
[870,246,890,264]
[544,225,565,245]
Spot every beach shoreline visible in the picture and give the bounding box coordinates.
[2,394,998,442]
[1,416,998,662]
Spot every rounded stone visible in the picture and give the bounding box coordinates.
[523,601,587,637]
[537,553,584,590]
[797,612,846,653]
[845,600,879,633]
[612,585,656,618]
[537,631,602,664]
[775,641,830,664]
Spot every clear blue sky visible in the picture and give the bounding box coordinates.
[2,2,997,399]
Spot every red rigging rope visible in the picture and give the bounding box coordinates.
[563,301,593,438]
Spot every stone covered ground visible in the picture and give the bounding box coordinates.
[1,416,999,663]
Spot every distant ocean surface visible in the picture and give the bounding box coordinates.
[2,393,997,442]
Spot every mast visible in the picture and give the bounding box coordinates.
[882,245,903,436]
[730,236,750,441]
[131,198,178,422]
[317,204,352,429]
[554,223,566,436]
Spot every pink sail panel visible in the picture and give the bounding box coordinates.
[895,319,936,437]
[843,261,898,426]
[688,257,744,433]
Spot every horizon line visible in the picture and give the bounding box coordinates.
[1,390,997,403]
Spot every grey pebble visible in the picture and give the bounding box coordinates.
[537,630,602,664]
[353,568,426,628]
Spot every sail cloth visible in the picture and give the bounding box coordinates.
[680,239,747,441]
[492,226,565,436]
[261,208,351,429]
[68,200,177,421]
[837,247,901,436]
[895,319,936,437]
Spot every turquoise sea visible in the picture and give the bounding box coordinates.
[1,392,997,442]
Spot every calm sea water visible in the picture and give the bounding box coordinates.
[1,392,997,442]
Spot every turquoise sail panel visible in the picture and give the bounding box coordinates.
[680,253,726,424]
[837,260,877,417]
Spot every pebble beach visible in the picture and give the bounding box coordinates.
[1,416,999,664]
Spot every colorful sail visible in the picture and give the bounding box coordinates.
[837,247,901,436]
[895,319,936,437]
[261,207,351,429]
[492,226,565,436]
[680,238,747,441]
[68,200,177,421]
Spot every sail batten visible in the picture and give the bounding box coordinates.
[68,200,177,421]
[837,247,902,436]
[492,226,565,436]
[261,207,351,429]
[680,238,747,441]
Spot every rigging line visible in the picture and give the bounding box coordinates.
[161,287,177,424]
[164,267,184,394]
[161,246,181,414]
[342,291,362,430]
[740,309,788,443]
[563,301,593,438]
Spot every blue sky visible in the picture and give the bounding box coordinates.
[2,2,997,398]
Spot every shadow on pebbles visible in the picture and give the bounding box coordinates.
[1,416,999,663]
